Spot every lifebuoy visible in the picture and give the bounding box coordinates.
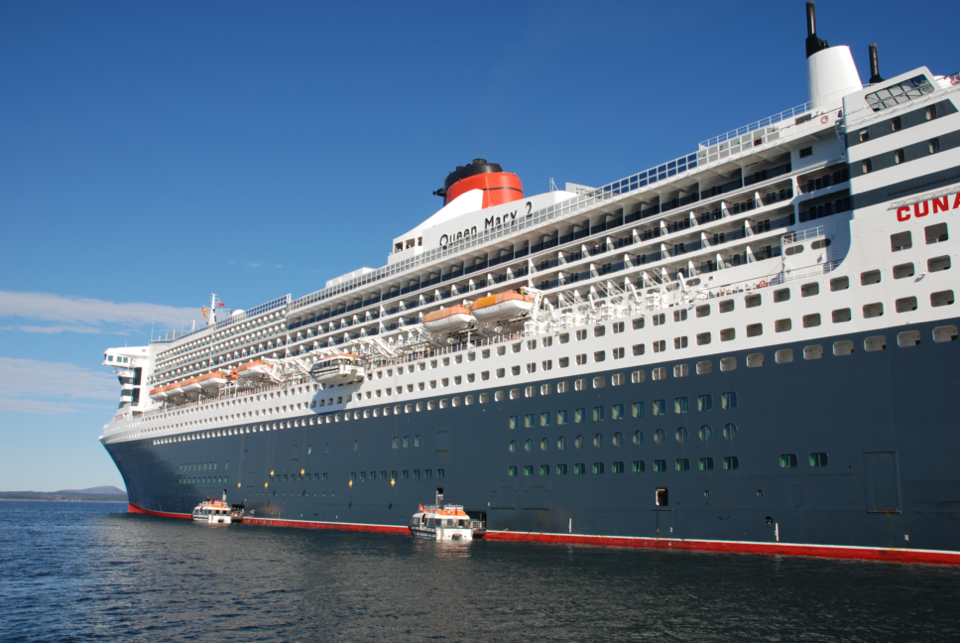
[951,74,960,86]
[820,115,828,124]
[758,280,768,288]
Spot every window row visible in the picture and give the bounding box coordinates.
[179,476,228,484]
[508,395,737,429]
[349,469,445,482]
[508,424,739,453]
[780,453,828,468]
[507,456,741,476]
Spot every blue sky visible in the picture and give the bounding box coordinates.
[1,0,957,491]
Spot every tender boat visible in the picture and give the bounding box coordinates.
[192,493,244,524]
[422,305,475,334]
[309,353,365,385]
[409,493,485,541]
[471,290,534,323]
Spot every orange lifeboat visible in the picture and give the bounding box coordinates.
[232,360,272,381]
[149,383,172,401]
[471,290,535,323]
[181,376,203,395]
[198,371,229,391]
[422,305,475,334]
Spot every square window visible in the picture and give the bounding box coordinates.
[895,297,918,313]
[931,290,955,308]
[890,231,912,252]
[928,255,951,272]
[925,223,948,244]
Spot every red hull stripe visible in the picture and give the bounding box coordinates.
[127,504,960,565]
[128,503,191,520]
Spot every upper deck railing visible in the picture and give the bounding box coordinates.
[700,101,813,149]
[154,98,831,343]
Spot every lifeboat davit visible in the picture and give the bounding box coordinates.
[471,290,535,323]
[198,371,229,391]
[422,305,474,334]
[309,354,365,385]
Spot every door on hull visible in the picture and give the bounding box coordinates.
[653,487,673,537]
[863,451,901,513]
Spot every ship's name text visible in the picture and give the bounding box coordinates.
[897,192,960,221]
[438,210,518,246]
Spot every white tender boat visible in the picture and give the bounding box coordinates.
[309,354,365,385]
[192,493,244,524]
[409,493,485,541]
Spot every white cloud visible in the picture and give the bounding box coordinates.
[0,291,199,335]
[0,357,118,415]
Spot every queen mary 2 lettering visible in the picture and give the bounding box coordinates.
[99,3,960,564]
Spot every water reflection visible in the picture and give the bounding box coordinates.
[2,503,960,642]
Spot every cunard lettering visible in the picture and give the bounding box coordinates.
[896,192,960,222]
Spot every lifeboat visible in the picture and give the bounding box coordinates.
[422,305,474,334]
[471,290,535,323]
[166,384,184,398]
[180,377,203,395]
[198,371,229,391]
[148,386,168,401]
[232,360,272,380]
[309,354,365,385]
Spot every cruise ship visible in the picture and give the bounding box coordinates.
[101,3,960,563]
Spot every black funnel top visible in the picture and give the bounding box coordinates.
[805,2,829,58]
[437,159,505,195]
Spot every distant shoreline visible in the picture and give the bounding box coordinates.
[0,497,127,503]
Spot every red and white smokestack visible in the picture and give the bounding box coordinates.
[434,159,523,210]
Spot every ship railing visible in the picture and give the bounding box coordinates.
[769,260,843,286]
[781,225,824,245]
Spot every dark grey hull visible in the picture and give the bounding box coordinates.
[107,317,960,560]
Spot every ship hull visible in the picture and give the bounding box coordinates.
[106,316,960,563]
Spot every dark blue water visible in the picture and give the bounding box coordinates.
[2,502,959,642]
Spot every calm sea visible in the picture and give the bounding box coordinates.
[1,501,959,642]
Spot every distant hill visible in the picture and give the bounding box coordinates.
[54,486,126,496]
[0,485,127,502]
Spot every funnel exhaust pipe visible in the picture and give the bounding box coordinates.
[805,2,829,58]
[868,43,883,84]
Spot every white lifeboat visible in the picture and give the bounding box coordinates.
[471,290,535,323]
[198,371,229,391]
[180,377,203,395]
[422,305,474,334]
[148,385,169,401]
[309,353,365,385]
[232,360,272,381]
